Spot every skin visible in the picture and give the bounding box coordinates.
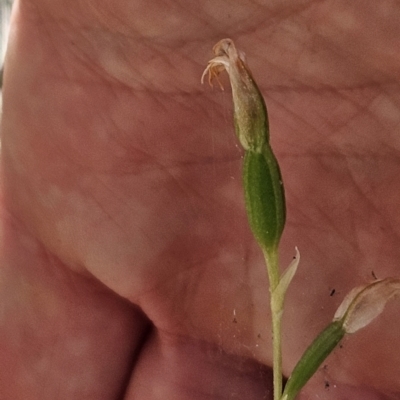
[1,0,400,399]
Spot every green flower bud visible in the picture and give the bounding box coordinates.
[202,38,286,253]
[281,321,346,400]
[243,145,285,253]
[282,278,400,400]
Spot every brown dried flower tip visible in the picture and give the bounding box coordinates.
[202,38,269,150]
[201,39,247,90]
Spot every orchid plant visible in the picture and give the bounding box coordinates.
[202,38,400,400]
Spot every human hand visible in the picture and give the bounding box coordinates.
[1,1,400,399]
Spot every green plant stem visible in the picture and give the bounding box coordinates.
[202,39,289,400]
[264,248,283,400]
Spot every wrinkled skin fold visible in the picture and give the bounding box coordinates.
[1,0,400,399]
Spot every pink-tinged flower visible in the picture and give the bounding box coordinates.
[202,38,269,152]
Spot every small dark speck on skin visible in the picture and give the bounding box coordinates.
[330,289,336,296]
[372,270,377,280]
[233,318,237,324]
[339,344,343,349]
[325,381,330,389]
[257,333,261,339]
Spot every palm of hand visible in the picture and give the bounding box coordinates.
[1,1,400,399]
